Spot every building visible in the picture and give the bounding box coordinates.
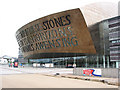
[88,16,120,68]
[0,58,8,64]
[108,16,120,67]
[0,55,17,65]
[18,48,28,64]
[22,16,120,68]
[16,3,119,68]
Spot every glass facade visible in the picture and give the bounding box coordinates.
[108,16,120,62]
[29,55,116,68]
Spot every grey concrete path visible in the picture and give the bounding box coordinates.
[1,74,118,88]
[0,64,119,88]
[0,65,73,75]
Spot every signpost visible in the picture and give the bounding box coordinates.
[83,69,102,77]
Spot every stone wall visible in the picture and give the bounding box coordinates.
[73,68,118,78]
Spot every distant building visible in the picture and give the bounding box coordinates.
[2,55,12,60]
[0,58,8,64]
[18,48,28,64]
[0,55,17,64]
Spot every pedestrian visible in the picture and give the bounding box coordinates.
[10,63,12,67]
[20,63,22,67]
[23,64,24,68]
[12,63,14,67]
[9,63,10,67]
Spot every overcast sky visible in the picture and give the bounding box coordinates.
[0,0,119,57]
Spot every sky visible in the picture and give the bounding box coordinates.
[0,0,119,58]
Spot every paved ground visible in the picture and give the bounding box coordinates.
[0,65,73,75]
[0,65,118,88]
[1,74,118,88]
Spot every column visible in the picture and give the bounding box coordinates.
[62,59,64,68]
[107,56,109,68]
[74,57,76,64]
[103,55,105,68]
[73,57,76,68]
[86,58,87,68]
[116,61,119,68]
[65,58,67,67]
[96,55,99,68]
